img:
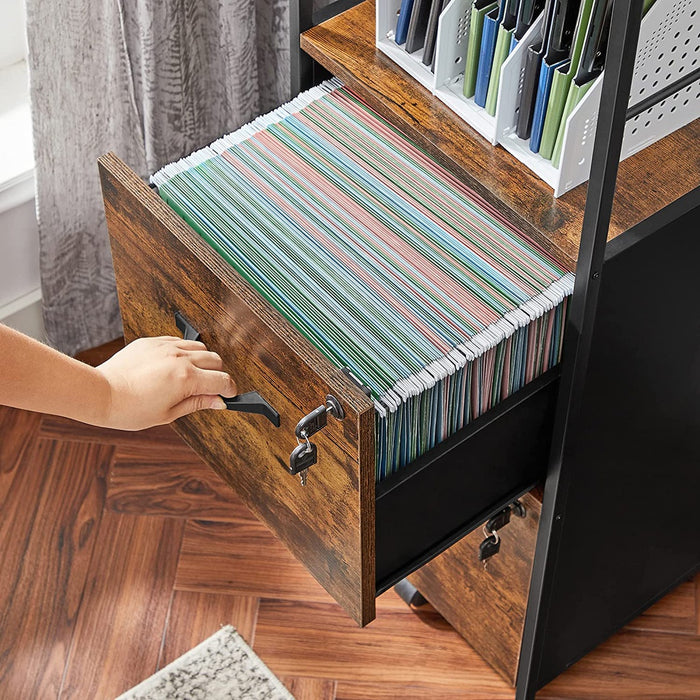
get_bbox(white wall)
[0,1,44,340]
[0,0,28,67]
[0,196,45,340]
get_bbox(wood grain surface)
[175,519,335,603]
[282,677,338,699]
[0,405,42,507]
[1,404,698,699]
[0,439,111,699]
[253,597,513,693]
[158,591,260,667]
[626,579,699,636]
[107,442,251,521]
[300,1,700,272]
[335,680,513,698]
[59,512,184,699]
[39,414,180,447]
[538,629,700,699]
[99,153,376,626]
[409,491,541,685]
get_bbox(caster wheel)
[394,578,428,607]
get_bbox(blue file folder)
[395,0,415,45]
[529,57,566,152]
[474,7,501,106]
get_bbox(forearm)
[0,324,110,425]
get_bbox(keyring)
[296,430,313,454]
[483,523,499,545]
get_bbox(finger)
[147,335,190,343]
[145,336,208,351]
[189,368,238,398]
[168,394,226,421]
[184,350,224,371]
[172,339,208,351]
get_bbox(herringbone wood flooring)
[0,341,698,699]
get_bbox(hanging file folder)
[153,81,573,480]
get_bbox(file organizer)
[498,0,700,194]
[376,0,699,194]
[376,0,543,143]
[433,0,545,143]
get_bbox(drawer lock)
[288,396,345,482]
[478,500,527,570]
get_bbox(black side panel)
[536,191,700,687]
[375,370,558,591]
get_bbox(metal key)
[289,441,318,476]
[479,533,501,570]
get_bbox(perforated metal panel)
[626,0,700,153]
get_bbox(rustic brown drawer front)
[99,154,376,626]
[408,491,541,685]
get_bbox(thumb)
[168,394,226,421]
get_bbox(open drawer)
[99,153,557,626]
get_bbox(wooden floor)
[1,343,699,699]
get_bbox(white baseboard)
[0,287,46,342]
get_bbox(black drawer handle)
[175,311,280,427]
[221,392,280,427]
[175,310,202,341]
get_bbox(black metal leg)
[515,0,646,697]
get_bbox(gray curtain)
[25,0,290,355]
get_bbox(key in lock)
[289,440,318,475]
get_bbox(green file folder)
[484,24,514,115]
[463,0,498,99]
[551,79,594,166]
[539,0,595,159]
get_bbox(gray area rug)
[116,626,294,700]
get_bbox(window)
[0,0,28,69]
[0,0,34,203]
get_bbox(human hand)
[95,336,237,430]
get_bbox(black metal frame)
[516,0,646,694]
[516,0,700,695]
[290,0,700,696]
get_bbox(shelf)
[300,0,700,270]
